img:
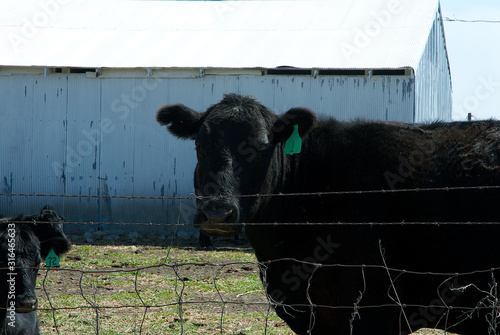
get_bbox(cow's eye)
[258,143,272,153]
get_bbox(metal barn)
[0,0,451,234]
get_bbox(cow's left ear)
[271,107,317,144]
[34,222,71,259]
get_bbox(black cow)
[156,93,500,335]
[0,207,71,335]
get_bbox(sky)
[193,0,500,121]
[440,0,500,120]
[2,0,498,121]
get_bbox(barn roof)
[0,0,446,71]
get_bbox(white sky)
[440,0,500,120]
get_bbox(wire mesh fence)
[18,257,500,334]
[2,188,500,334]
[36,260,279,334]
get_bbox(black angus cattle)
[0,207,71,335]
[156,93,500,335]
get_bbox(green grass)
[36,242,295,334]
[35,241,453,334]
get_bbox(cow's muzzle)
[194,201,242,236]
[15,295,38,313]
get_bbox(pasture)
[35,235,453,335]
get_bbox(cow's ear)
[271,107,317,144]
[34,222,71,258]
[156,104,202,139]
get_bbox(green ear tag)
[46,248,60,267]
[284,124,302,155]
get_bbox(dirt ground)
[36,236,296,334]
[35,235,456,334]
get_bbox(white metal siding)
[1,71,416,233]
[0,0,452,235]
[414,5,452,122]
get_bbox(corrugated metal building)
[0,0,452,234]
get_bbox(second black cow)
[157,94,500,335]
[0,207,71,335]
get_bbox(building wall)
[414,6,453,123]
[0,70,417,233]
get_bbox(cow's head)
[0,207,71,315]
[157,94,316,236]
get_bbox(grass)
[36,240,294,334]
[35,238,455,334]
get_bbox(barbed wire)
[3,184,500,202]
[4,219,500,227]
[3,185,500,227]
[445,17,500,23]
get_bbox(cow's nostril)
[16,296,38,312]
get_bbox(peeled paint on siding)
[0,0,452,233]
[0,71,430,234]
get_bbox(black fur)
[0,207,70,335]
[157,94,500,334]
[156,104,202,139]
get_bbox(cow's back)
[245,118,500,335]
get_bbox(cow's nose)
[203,206,234,223]
[16,295,38,313]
